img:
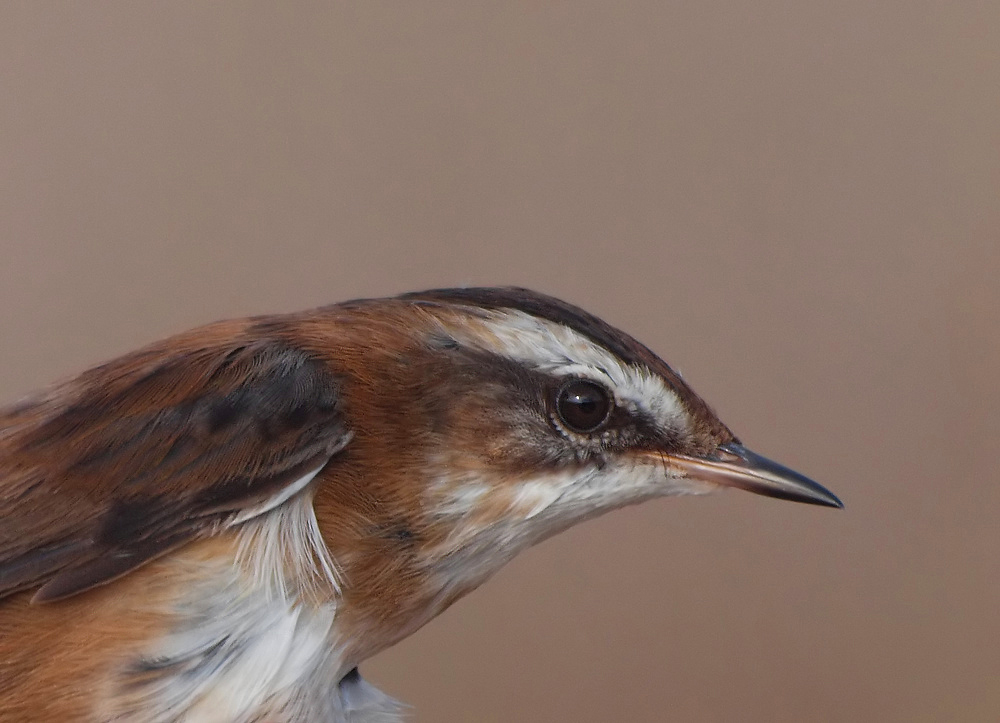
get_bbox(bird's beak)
[667,442,843,508]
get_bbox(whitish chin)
[423,457,717,574]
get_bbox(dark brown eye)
[555,379,612,433]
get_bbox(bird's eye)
[555,379,612,433]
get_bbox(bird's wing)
[0,330,348,602]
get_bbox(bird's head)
[300,287,841,605]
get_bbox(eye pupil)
[556,380,612,433]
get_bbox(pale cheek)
[421,457,725,590]
[507,478,573,519]
[432,480,493,517]
[502,460,722,525]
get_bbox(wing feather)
[0,327,348,602]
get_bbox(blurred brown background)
[1,2,997,721]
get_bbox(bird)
[0,286,841,722]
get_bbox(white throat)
[425,455,716,602]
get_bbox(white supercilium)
[450,308,691,439]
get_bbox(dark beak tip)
[805,490,845,510]
[715,442,844,511]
